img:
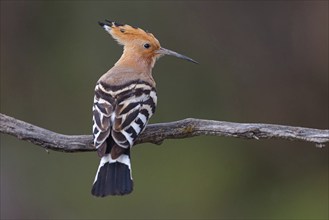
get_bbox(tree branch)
[0,113,328,152]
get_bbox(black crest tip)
[104,19,124,27]
[98,21,105,27]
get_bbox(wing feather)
[112,84,157,149]
[93,81,157,156]
[92,84,114,156]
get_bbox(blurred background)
[1,1,328,219]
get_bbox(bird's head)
[98,20,197,67]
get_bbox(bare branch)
[0,113,328,152]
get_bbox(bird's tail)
[91,153,133,197]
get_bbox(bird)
[91,20,197,197]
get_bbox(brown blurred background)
[1,1,328,219]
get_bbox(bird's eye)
[143,43,151,49]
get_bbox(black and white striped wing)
[92,85,114,156]
[111,83,157,149]
[92,81,157,155]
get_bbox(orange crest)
[99,20,161,51]
[99,20,198,65]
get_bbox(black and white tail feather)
[91,80,157,197]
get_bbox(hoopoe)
[91,20,197,197]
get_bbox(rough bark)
[0,113,328,152]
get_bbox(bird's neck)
[115,49,156,73]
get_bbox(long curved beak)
[156,47,198,64]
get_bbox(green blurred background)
[1,1,328,219]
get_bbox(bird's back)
[92,64,157,197]
[98,65,156,88]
